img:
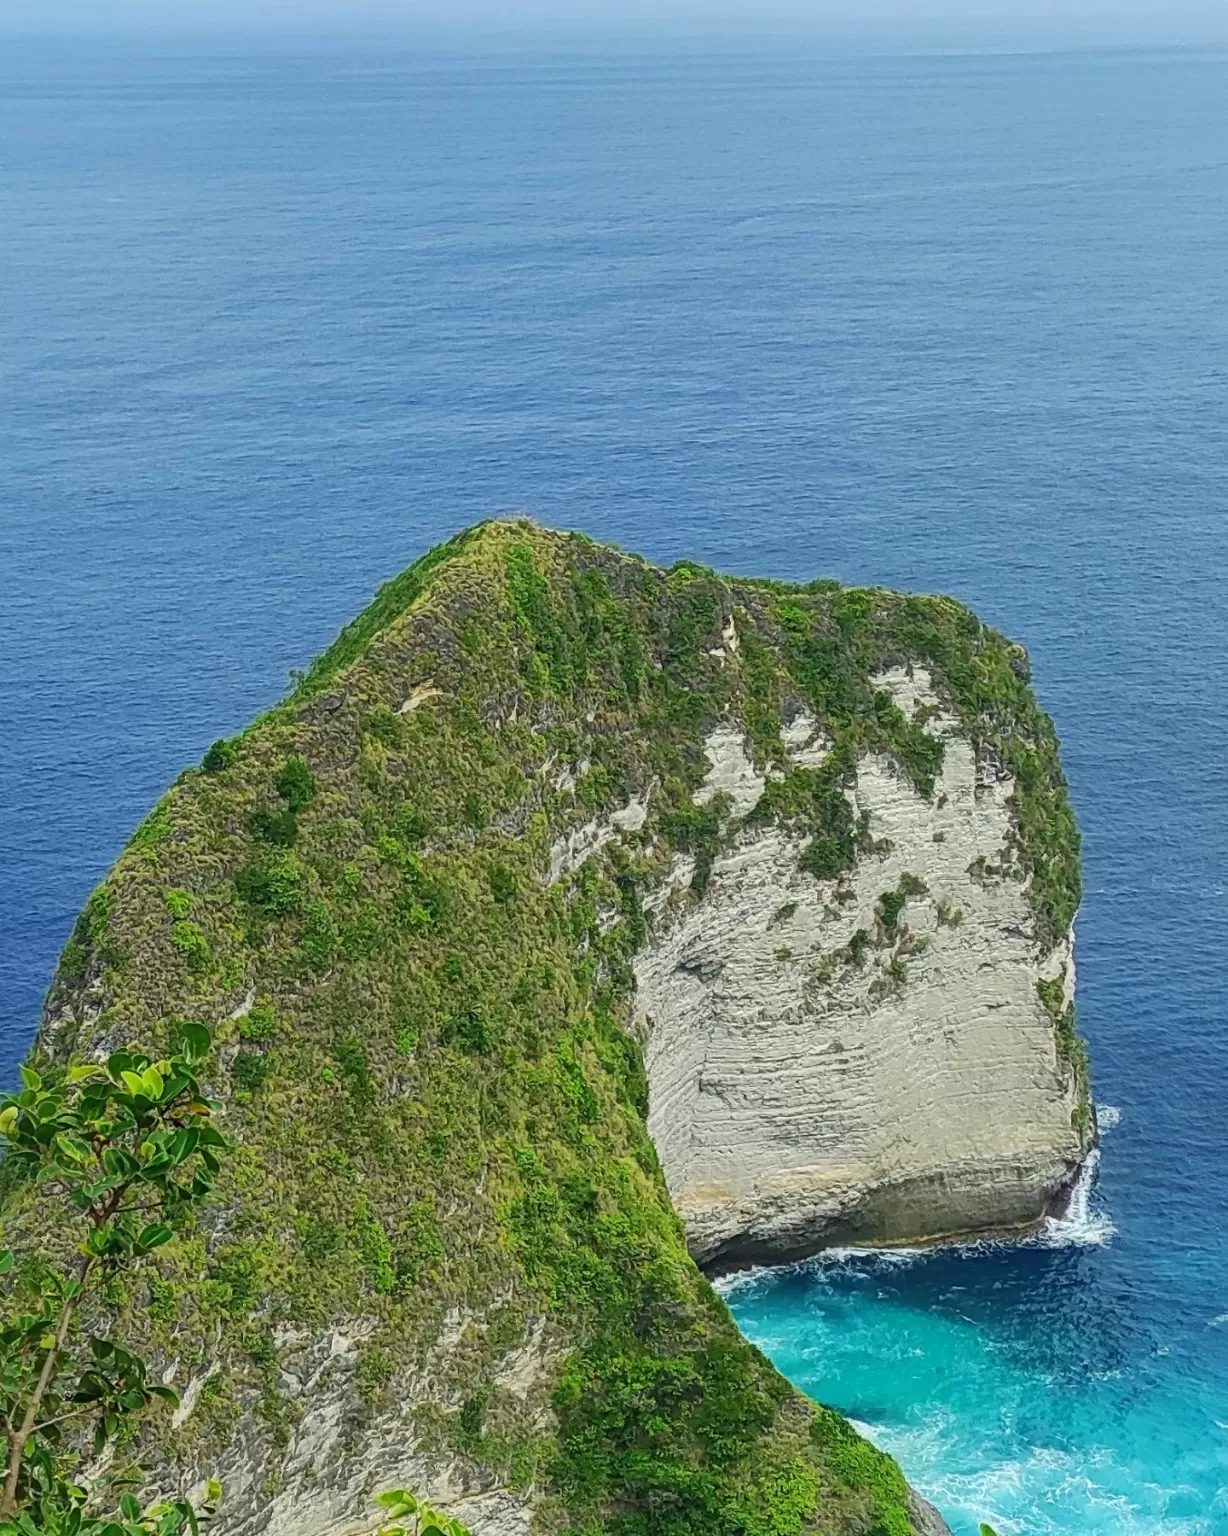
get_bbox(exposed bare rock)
[637,681,1086,1269]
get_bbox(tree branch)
[0,1253,95,1518]
[32,1403,96,1436]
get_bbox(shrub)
[203,738,237,773]
[132,807,174,852]
[171,919,212,973]
[238,1000,277,1042]
[395,804,432,842]
[490,865,517,903]
[250,806,299,846]
[235,855,304,916]
[233,1050,272,1094]
[356,1346,395,1400]
[275,755,316,812]
[446,1005,495,1055]
[300,898,339,968]
[878,889,908,933]
[800,834,852,881]
[659,803,724,895]
[333,1036,375,1101]
[353,1197,395,1294]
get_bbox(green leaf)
[102,1146,138,1178]
[159,1073,193,1107]
[119,1072,147,1098]
[0,1251,13,1276]
[374,1492,418,1516]
[54,1133,94,1165]
[65,1064,105,1085]
[168,1127,200,1165]
[120,1496,141,1521]
[136,1224,174,1253]
[177,1021,212,1060]
[19,1067,41,1093]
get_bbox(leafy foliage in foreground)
[374,1488,471,1536]
[0,1026,226,1533]
[14,521,1084,1536]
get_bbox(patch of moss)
[1036,975,1092,1138]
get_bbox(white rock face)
[692,724,767,817]
[206,1317,554,1536]
[780,709,832,768]
[547,792,650,881]
[635,674,1084,1267]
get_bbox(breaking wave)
[1036,1145,1115,1248]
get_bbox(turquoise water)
[726,1134,1228,1534]
[4,40,1228,1532]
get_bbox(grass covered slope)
[21,521,1083,1536]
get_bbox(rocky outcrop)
[637,668,1086,1269]
[909,1493,955,1536]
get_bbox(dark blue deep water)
[4,39,1228,1533]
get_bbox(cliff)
[638,681,1085,1269]
[11,521,1090,1536]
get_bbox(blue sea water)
[3,37,1228,1534]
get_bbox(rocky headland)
[11,521,1091,1536]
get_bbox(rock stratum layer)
[11,522,1091,1536]
[639,682,1084,1268]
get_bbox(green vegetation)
[13,521,1085,1536]
[202,740,237,775]
[375,1489,471,1536]
[1036,975,1092,1134]
[877,889,908,935]
[809,1409,914,1536]
[0,1024,225,1534]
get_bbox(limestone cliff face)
[637,669,1084,1268]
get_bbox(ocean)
[3,37,1227,1534]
